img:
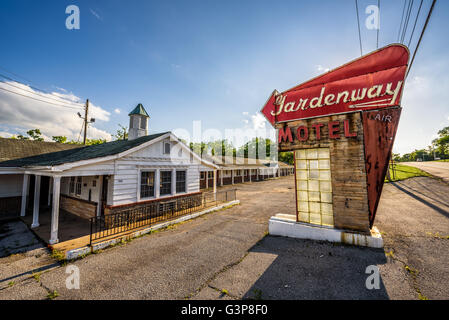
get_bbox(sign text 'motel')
[261,44,410,230]
[279,119,357,143]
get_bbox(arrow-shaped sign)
[261,44,410,126]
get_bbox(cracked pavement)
[0,175,448,300]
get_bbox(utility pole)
[83,99,89,145]
[77,99,95,145]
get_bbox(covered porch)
[19,173,109,246]
[22,207,90,244]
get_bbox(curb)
[65,200,240,260]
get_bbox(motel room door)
[100,175,109,215]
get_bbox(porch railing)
[89,189,237,246]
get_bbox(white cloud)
[242,111,249,116]
[114,108,121,114]
[316,65,330,73]
[0,81,112,141]
[251,113,267,131]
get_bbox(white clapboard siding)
[54,138,212,207]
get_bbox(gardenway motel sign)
[261,44,409,125]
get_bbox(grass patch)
[31,271,42,282]
[8,281,15,287]
[418,293,429,300]
[386,164,430,182]
[47,290,59,300]
[50,249,67,265]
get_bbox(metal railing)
[89,189,237,245]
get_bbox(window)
[75,177,82,196]
[69,177,75,194]
[295,148,333,227]
[207,171,213,179]
[140,171,155,198]
[140,116,146,129]
[176,171,186,193]
[236,170,241,176]
[163,142,171,154]
[160,171,172,195]
[200,172,205,180]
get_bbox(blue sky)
[0,0,448,154]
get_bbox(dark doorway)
[26,175,35,212]
[40,176,50,207]
[101,175,109,216]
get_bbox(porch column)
[20,174,29,217]
[231,170,234,185]
[213,170,217,195]
[155,170,160,198]
[257,169,259,181]
[171,169,176,195]
[31,175,41,228]
[206,172,209,189]
[249,170,252,183]
[220,170,223,186]
[47,177,53,206]
[49,176,61,244]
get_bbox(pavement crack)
[184,251,250,299]
[384,249,428,300]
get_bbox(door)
[100,175,109,216]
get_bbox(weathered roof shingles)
[0,137,80,163]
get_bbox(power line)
[0,66,36,85]
[397,0,408,42]
[407,0,437,78]
[407,0,424,47]
[0,86,84,110]
[355,0,363,56]
[401,0,414,44]
[77,121,84,142]
[0,74,84,108]
[0,65,85,106]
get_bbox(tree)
[15,134,29,140]
[114,124,128,141]
[11,129,43,141]
[392,153,401,162]
[26,129,44,141]
[68,138,107,145]
[432,126,449,158]
[279,152,294,165]
[52,136,68,144]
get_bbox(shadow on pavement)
[391,182,449,218]
[242,236,389,300]
[0,220,44,258]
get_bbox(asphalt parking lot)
[0,175,448,300]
